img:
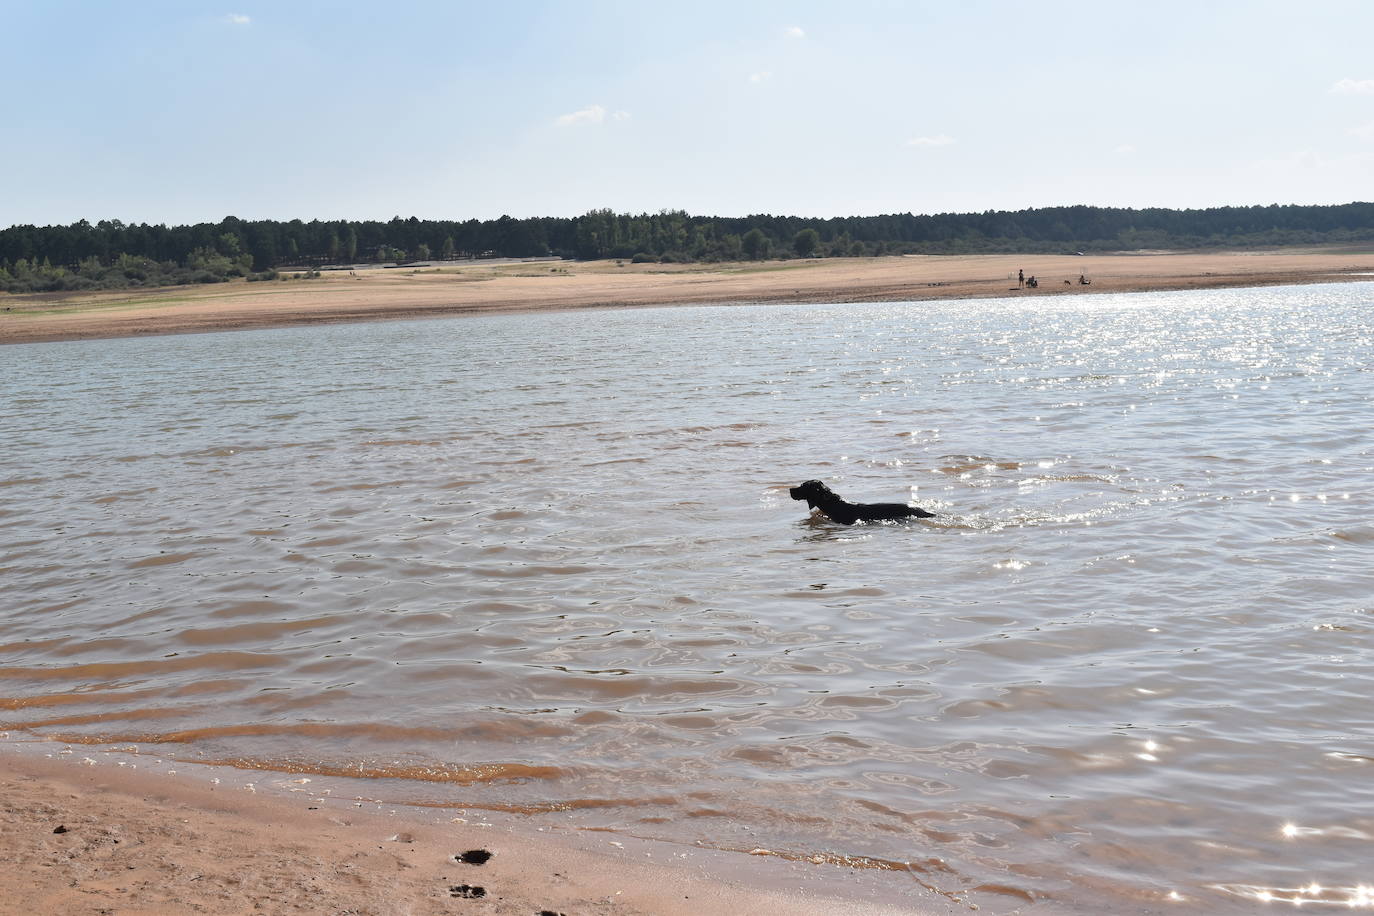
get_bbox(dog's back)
[856,501,929,521]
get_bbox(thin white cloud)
[1114,143,1136,155]
[1330,77,1374,95]
[556,105,606,127]
[749,71,773,84]
[224,13,251,25]
[1349,122,1374,140]
[906,134,955,148]
[554,105,629,127]
[784,25,805,39]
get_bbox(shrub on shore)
[0,248,251,293]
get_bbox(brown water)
[4,285,1374,912]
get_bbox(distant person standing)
[1018,268,1025,288]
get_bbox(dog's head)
[789,479,834,507]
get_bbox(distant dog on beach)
[789,480,935,525]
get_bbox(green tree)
[217,232,243,258]
[793,228,821,257]
[742,228,770,260]
[441,236,455,260]
[716,233,744,261]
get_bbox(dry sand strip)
[0,746,958,916]
[3,249,1374,346]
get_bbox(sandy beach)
[4,248,1374,346]
[1,744,949,916]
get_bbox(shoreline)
[4,249,1374,346]
[0,740,954,915]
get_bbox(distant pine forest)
[3,202,1374,293]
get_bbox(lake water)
[4,283,1374,912]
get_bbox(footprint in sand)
[448,885,486,899]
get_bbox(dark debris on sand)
[448,884,486,899]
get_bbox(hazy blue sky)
[4,0,1373,226]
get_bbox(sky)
[4,0,1374,227]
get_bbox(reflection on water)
[4,283,1374,912]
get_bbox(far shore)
[4,248,1374,346]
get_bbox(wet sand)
[1,745,947,915]
[4,249,1374,346]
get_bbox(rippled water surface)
[5,284,1374,911]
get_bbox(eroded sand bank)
[4,249,1374,346]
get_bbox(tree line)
[3,202,1373,293]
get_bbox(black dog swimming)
[789,479,935,525]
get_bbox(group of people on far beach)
[1018,268,1090,289]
